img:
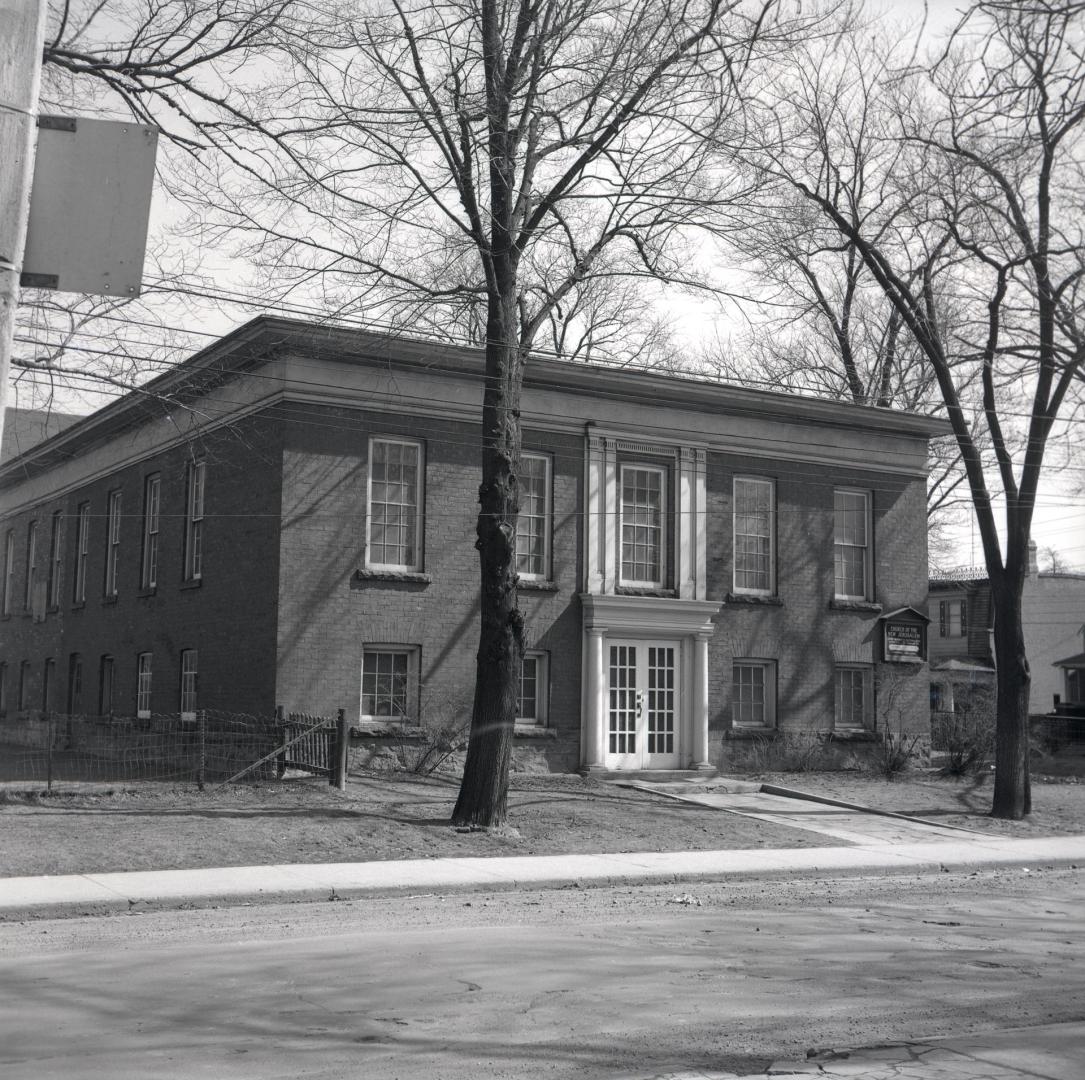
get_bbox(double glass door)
[606,639,680,769]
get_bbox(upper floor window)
[137,652,153,718]
[180,649,198,721]
[517,651,550,727]
[619,464,665,588]
[141,474,161,590]
[24,521,38,611]
[516,453,552,581]
[939,599,966,638]
[73,502,90,604]
[104,491,122,597]
[2,529,14,616]
[184,462,205,581]
[366,438,423,572]
[48,511,63,609]
[834,664,873,731]
[733,477,775,595]
[833,489,871,600]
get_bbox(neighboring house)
[929,544,1085,719]
[0,318,945,774]
[1,408,82,463]
[1051,625,1085,719]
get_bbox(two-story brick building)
[0,318,946,773]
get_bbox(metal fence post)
[196,710,207,791]
[332,708,349,790]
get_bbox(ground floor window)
[517,651,549,727]
[732,660,777,728]
[834,665,873,731]
[180,649,198,722]
[361,646,419,722]
[137,653,153,718]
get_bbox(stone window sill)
[180,578,203,591]
[514,724,557,738]
[616,586,676,598]
[830,599,882,614]
[354,569,432,586]
[519,579,559,592]
[725,593,783,607]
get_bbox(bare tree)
[746,1,1085,818]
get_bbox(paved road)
[1,867,1081,1080]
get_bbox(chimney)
[1027,537,1039,577]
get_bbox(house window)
[939,599,966,638]
[367,438,423,572]
[733,477,775,594]
[18,661,31,711]
[24,520,38,611]
[834,489,871,600]
[517,651,550,726]
[620,464,665,587]
[42,658,55,713]
[361,646,418,721]
[180,649,198,720]
[67,653,84,714]
[732,660,777,728]
[834,665,873,731]
[73,502,89,604]
[99,655,115,716]
[141,474,161,590]
[137,652,153,718]
[0,662,6,716]
[48,511,63,608]
[2,529,13,616]
[184,462,205,581]
[104,491,122,597]
[516,453,551,580]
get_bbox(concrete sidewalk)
[1,832,1082,919]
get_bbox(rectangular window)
[141,474,161,590]
[19,661,31,711]
[180,649,198,720]
[48,511,63,608]
[0,662,6,716]
[137,652,153,718]
[361,646,418,721]
[73,502,89,604]
[184,461,205,581]
[41,658,55,713]
[515,453,552,580]
[104,491,122,597]
[517,651,550,726]
[99,655,115,716]
[620,464,665,587]
[733,478,775,594]
[366,439,423,572]
[732,660,777,728]
[2,529,13,616]
[67,653,84,714]
[24,520,38,611]
[834,490,871,600]
[939,599,966,638]
[834,665,873,731]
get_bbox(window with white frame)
[939,598,966,637]
[733,477,775,594]
[833,490,871,600]
[367,438,423,572]
[184,462,205,581]
[2,529,14,616]
[620,464,665,587]
[361,646,418,722]
[73,503,89,604]
[515,453,551,580]
[48,512,63,609]
[137,652,153,718]
[104,491,122,597]
[42,658,54,713]
[24,520,37,611]
[180,649,198,721]
[732,660,777,728]
[517,651,549,726]
[834,665,873,730]
[141,474,161,590]
[99,655,115,716]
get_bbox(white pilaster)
[581,626,607,772]
[691,631,713,770]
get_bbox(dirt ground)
[1,764,1082,878]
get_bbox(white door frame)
[604,638,681,770]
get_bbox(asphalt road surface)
[0,866,1082,1080]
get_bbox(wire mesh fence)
[0,709,290,788]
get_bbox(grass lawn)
[1,765,1082,878]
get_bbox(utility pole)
[0,0,48,455]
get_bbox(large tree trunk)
[451,283,525,828]
[989,562,1032,821]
